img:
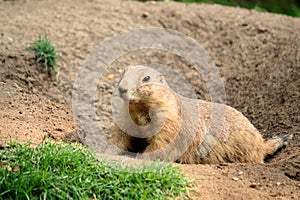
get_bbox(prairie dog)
[108,65,292,164]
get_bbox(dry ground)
[0,0,299,199]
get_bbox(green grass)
[149,0,300,17]
[29,36,58,73]
[0,142,191,200]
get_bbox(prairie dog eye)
[142,76,150,83]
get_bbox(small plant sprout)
[30,36,58,73]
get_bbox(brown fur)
[107,65,292,164]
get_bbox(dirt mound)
[0,0,299,199]
[0,81,74,145]
[0,52,68,103]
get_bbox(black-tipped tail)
[264,134,293,157]
[280,134,293,145]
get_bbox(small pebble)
[12,166,20,172]
[7,37,13,42]
[107,74,114,81]
[250,183,257,188]
[276,182,281,186]
[142,12,149,18]
[146,1,156,5]
[232,177,238,181]
[238,171,244,176]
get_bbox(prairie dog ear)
[159,74,168,85]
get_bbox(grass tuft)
[30,36,58,73]
[147,0,300,17]
[0,142,191,200]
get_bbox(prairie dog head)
[115,65,171,138]
[118,65,169,101]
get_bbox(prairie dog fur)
[108,65,292,164]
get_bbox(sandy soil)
[0,0,299,199]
